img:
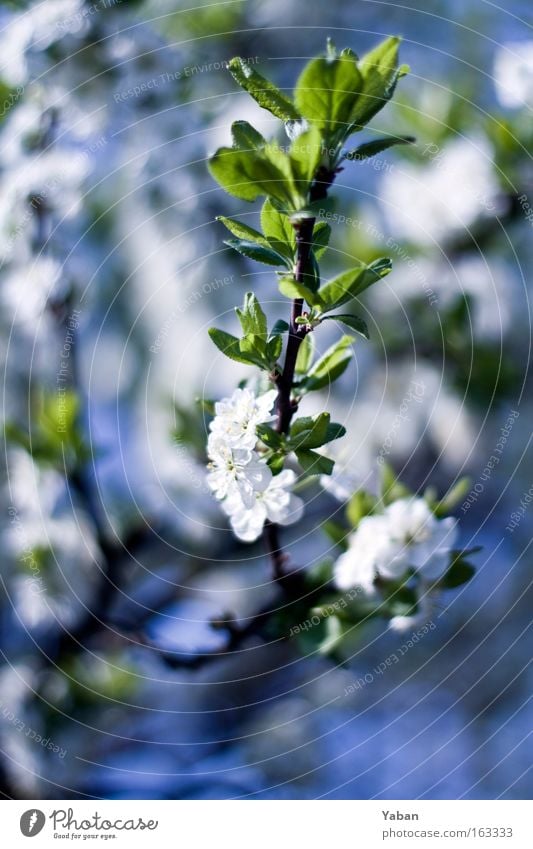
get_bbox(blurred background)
[0,0,531,800]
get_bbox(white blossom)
[3,256,65,323]
[334,497,458,594]
[209,387,277,449]
[222,469,304,542]
[380,136,499,244]
[494,41,533,109]
[206,436,271,508]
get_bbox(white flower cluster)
[207,387,304,542]
[334,497,458,631]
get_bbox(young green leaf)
[288,125,324,190]
[300,335,354,392]
[348,36,409,130]
[256,424,283,449]
[296,448,335,476]
[225,238,288,266]
[278,276,321,306]
[266,333,283,364]
[260,199,296,260]
[434,477,472,517]
[313,221,331,259]
[294,47,363,136]
[289,412,330,449]
[230,119,266,150]
[295,332,314,374]
[346,490,376,528]
[320,313,369,339]
[318,258,392,310]
[380,461,412,505]
[217,215,270,247]
[208,328,257,365]
[235,292,268,337]
[208,146,294,206]
[270,318,290,337]
[228,57,301,121]
[345,134,415,161]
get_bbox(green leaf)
[313,221,331,259]
[380,461,412,505]
[296,448,335,476]
[440,557,476,589]
[322,519,349,550]
[267,333,283,364]
[289,413,330,449]
[235,292,268,337]
[434,477,471,517]
[261,198,296,260]
[294,47,363,136]
[321,313,369,339]
[270,319,290,336]
[278,276,320,306]
[295,332,313,374]
[208,328,256,365]
[217,215,270,247]
[324,422,346,442]
[349,36,409,130]
[208,145,294,206]
[225,238,287,266]
[318,258,392,310]
[267,452,286,474]
[346,490,376,528]
[256,424,283,449]
[345,134,415,161]
[288,125,324,189]
[230,120,266,150]
[300,335,354,391]
[228,57,301,120]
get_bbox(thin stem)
[264,167,338,582]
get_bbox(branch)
[264,169,338,581]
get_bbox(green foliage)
[318,258,392,311]
[345,134,415,161]
[5,390,89,470]
[346,489,377,528]
[298,335,354,392]
[294,44,363,137]
[439,554,477,589]
[210,37,408,208]
[209,292,285,371]
[228,57,300,121]
[320,313,369,339]
[288,412,345,450]
[295,448,335,476]
[235,292,267,337]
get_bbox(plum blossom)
[334,497,458,593]
[494,41,533,109]
[206,386,304,541]
[209,387,277,449]
[222,469,304,542]
[380,136,499,244]
[206,437,271,508]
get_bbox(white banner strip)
[2,800,530,847]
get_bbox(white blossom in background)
[0,0,85,87]
[494,41,533,109]
[206,386,304,542]
[380,136,499,244]
[222,469,304,542]
[3,256,65,324]
[334,497,458,594]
